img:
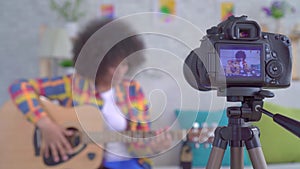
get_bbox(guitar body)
[0,99,104,169]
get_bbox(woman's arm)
[8,75,72,123]
[126,81,172,157]
[8,75,73,162]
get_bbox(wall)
[1,0,300,166]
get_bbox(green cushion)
[254,102,300,164]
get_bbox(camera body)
[184,15,292,91]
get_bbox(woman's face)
[109,60,129,86]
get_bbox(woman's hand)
[126,128,173,157]
[36,116,73,162]
[149,128,173,154]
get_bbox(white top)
[101,88,131,162]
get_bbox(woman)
[9,18,171,169]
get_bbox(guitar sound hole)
[66,127,81,148]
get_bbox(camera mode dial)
[266,60,283,78]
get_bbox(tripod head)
[218,87,300,138]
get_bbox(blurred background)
[1,0,300,167]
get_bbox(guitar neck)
[36,99,215,145]
[81,130,189,144]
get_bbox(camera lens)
[266,60,283,78]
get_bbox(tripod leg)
[230,147,244,169]
[206,127,227,169]
[245,127,267,169]
[248,147,267,169]
[206,147,225,169]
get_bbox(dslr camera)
[184,15,292,92]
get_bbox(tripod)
[206,88,300,169]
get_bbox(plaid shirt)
[9,74,152,168]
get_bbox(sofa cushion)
[254,102,300,163]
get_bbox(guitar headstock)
[187,122,217,146]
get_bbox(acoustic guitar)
[0,98,214,169]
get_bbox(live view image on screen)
[219,45,262,78]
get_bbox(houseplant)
[50,0,85,38]
[59,59,74,74]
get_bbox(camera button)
[267,60,283,78]
[271,52,277,58]
[265,46,271,53]
[270,80,277,84]
[281,36,288,42]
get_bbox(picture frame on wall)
[220,0,234,21]
[97,0,115,19]
[153,0,178,23]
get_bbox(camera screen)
[218,44,262,78]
